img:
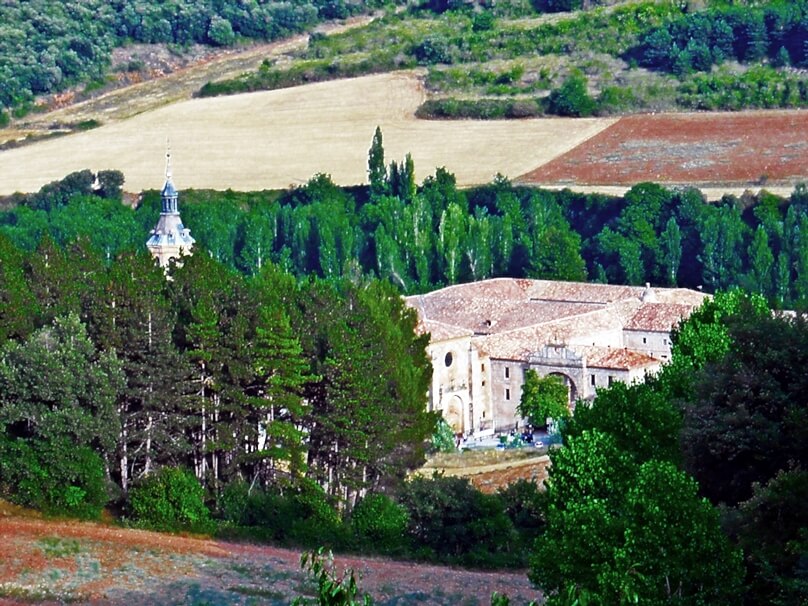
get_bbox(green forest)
[0,135,806,601]
[0,0,400,120]
[4,132,808,307]
[3,0,808,123]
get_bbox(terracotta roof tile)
[625,303,696,332]
[405,278,707,362]
[583,347,661,370]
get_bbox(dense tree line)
[4,148,808,308]
[535,291,807,605]
[0,0,398,119]
[0,232,435,518]
[637,1,808,74]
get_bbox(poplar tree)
[368,126,388,199]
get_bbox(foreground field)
[519,110,808,195]
[0,72,614,195]
[0,512,540,605]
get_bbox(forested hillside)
[201,0,808,116]
[0,0,398,121]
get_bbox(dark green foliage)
[637,3,808,75]
[546,71,596,117]
[128,466,213,533]
[0,435,108,519]
[0,0,396,115]
[497,479,545,545]
[735,469,808,606]
[351,493,410,550]
[399,475,520,567]
[218,479,343,546]
[681,311,808,507]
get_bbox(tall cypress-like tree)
[368,126,388,200]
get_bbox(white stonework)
[146,152,194,267]
[407,279,708,436]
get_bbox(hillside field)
[519,110,808,193]
[0,72,614,196]
[0,509,539,605]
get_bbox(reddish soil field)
[519,110,808,187]
[0,514,541,605]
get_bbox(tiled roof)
[405,278,708,362]
[416,319,474,341]
[625,303,696,332]
[583,346,661,370]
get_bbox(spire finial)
[165,138,172,181]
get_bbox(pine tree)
[247,306,313,488]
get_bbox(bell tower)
[146,147,195,267]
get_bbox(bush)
[351,493,410,551]
[0,435,107,519]
[128,466,213,533]
[218,479,345,547]
[497,479,546,545]
[399,475,521,567]
[546,71,596,116]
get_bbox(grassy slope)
[201,0,807,115]
[0,507,540,604]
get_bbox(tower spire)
[165,138,172,182]
[147,146,195,268]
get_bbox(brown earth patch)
[518,110,808,189]
[0,513,541,605]
[418,450,551,494]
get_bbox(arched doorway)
[548,372,578,408]
[444,395,464,433]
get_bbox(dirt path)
[0,515,541,605]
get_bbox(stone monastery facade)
[405,278,708,436]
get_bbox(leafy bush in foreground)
[0,435,107,519]
[128,466,213,533]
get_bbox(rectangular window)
[505,388,511,401]
[608,376,614,386]
[642,337,647,344]
[481,363,485,372]
[591,374,596,386]
[504,367,510,379]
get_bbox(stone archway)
[548,372,578,408]
[444,395,464,433]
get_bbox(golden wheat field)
[0,72,615,195]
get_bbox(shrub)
[218,479,345,547]
[351,493,410,551]
[127,466,213,533]
[0,435,107,519]
[399,475,521,567]
[497,479,546,545]
[546,71,596,117]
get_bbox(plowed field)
[519,110,808,190]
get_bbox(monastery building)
[405,278,708,436]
